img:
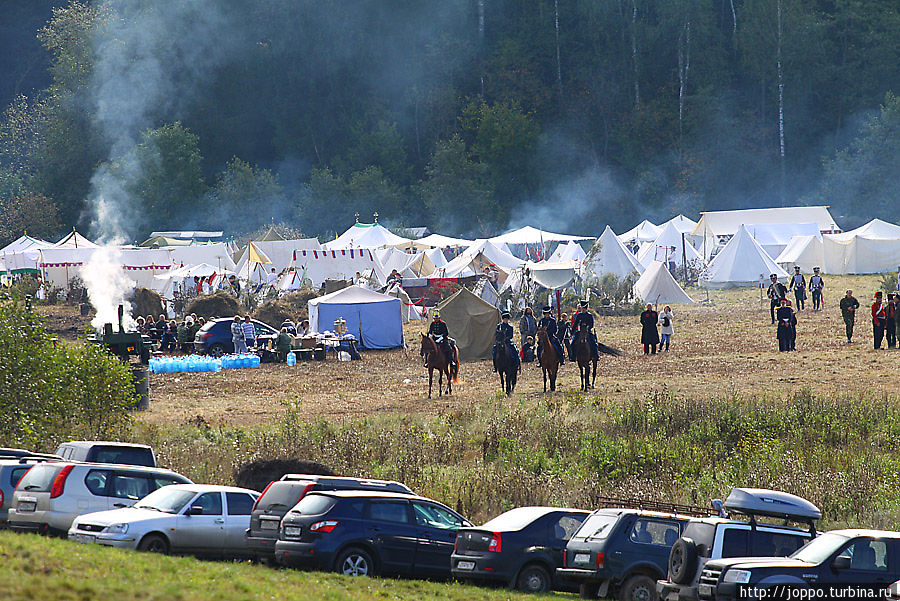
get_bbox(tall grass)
[138,389,900,528]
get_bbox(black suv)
[558,498,717,600]
[275,490,471,578]
[246,474,413,562]
[658,488,820,601]
[699,529,900,600]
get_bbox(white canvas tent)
[281,248,388,289]
[743,222,821,260]
[0,235,54,274]
[660,214,698,234]
[775,235,825,273]
[308,286,403,349]
[488,225,593,246]
[387,233,474,250]
[583,226,644,281]
[234,239,321,282]
[549,240,586,263]
[152,263,234,297]
[323,222,411,249]
[375,248,437,278]
[634,261,695,304]
[39,247,172,289]
[53,230,98,249]
[822,219,900,274]
[168,243,237,273]
[701,225,787,288]
[436,239,524,279]
[425,247,447,270]
[618,220,662,244]
[386,285,425,322]
[637,222,704,268]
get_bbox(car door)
[832,537,894,593]
[365,499,418,575]
[172,492,226,555]
[83,469,113,511]
[107,472,154,509]
[611,516,680,576]
[223,492,257,555]
[411,501,465,577]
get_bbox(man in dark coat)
[887,293,897,349]
[537,306,565,364]
[872,291,887,350]
[428,310,455,366]
[519,306,537,346]
[839,289,859,343]
[767,274,788,324]
[640,304,660,355]
[776,299,794,351]
[571,300,599,360]
[492,311,520,372]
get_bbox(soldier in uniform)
[775,299,794,352]
[427,310,456,368]
[571,300,599,360]
[492,311,520,371]
[557,312,572,358]
[808,267,825,311]
[767,274,788,324]
[537,306,565,364]
[789,266,806,311]
[839,289,859,343]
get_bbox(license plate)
[260,519,279,530]
[456,561,475,571]
[698,584,713,598]
[73,534,96,544]
[17,501,36,512]
[574,553,590,564]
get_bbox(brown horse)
[536,328,562,392]
[573,328,597,391]
[420,334,458,398]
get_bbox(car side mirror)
[832,555,851,571]
[187,505,204,516]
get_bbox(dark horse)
[536,328,561,392]
[420,334,458,398]
[492,340,518,396]
[573,328,622,391]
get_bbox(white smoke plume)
[81,245,137,333]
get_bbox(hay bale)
[129,287,163,318]
[185,290,245,319]
[253,290,318,326]
[233,458,336,491]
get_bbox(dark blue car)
[193,318,278,356]
[275,490,471,578]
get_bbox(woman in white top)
[658,305,674,352]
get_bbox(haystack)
[129,287,163,318]
[253,290,318,326]
[185,290,245,318]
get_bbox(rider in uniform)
[571,300,599,360]
[427,310,456,368]
[537,306,565,364]
[492,311,520,371]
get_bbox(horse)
[573,328,623,391]
[420,334,457,398]
[492,340,518,396]
[536,328,562,392]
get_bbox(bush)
[185,290,245,319]
[0,297,135,449]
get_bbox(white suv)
[8,462,192,536]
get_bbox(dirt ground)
[39,274,900,427]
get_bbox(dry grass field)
[129,274,898,427]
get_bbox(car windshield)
[574,513,619,540]
[135,488,197,513]
[792,532,850,563]
[481,507,548,531]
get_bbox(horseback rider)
[571,300,599,360]
[427,310,456,368]
[493,311,520,372]
[537,306,565,364]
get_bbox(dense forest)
[1,0,899,245]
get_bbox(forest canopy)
[1,0,899,245]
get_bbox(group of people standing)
[768,268,824,352]
[639,304,676,355]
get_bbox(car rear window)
[574,513,619,540]
[9,467,30,488]
[258,482,310,511]
[88,446,155,467]
[683,521,716,551]
[15,464,61,493]
[291,494,336,516]
[481,507,548,532]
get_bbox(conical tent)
[661,214,698,234]
[256,226,285,241]
[324,222,411,249]
[583,226,644,282]
[435,288,500,360]
[637,221,704,268]
[633,261,695,304]
[618,220,662,243]
[701,224,787,288]
[54,229,98,248]
[776,235,825,273]
[549,240,586,262]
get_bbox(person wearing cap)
[427,310,455,367]
[571,300,599,360]
[493,311,520,372]
[537,306,565,365]
[872,291,887,350]
[789,266,806,311]
[887,293,897,349]
[776,298,794,352]
[767,275,788,324]
[640,303,660,355]
[839,289,859,343]
[808,267,824,311]
[519,306,537,347]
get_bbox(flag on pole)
[248,241,272,264]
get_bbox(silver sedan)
[68,484,259,558]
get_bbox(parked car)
[68,484,259,558]
[247,474,414,563]
[55,441,156,467]
[698,529,900,600]
[8,462,192,535]
[0,448,62,461]
[558,498,717,601]
[193,317,278,357]
[275,490,471,578]
[657,488,820,601]
[0,458,53,527]
[452,506,590,593]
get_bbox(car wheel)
[208,343,227,358]
[619,575,657,601]
[516,564,551,594]
[580,582,601,599]
[335,547,375,577]
[137,534,169,554]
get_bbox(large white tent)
[634,261,695,304]
[0,235,54,274]
[168,243,237,273]
[39,247,172,289]
[387,233,474,250]
[775,235,825,273]
[637,221,704,268]
[281,248,388,289]
[308,286,403,349]
[375,248,437,278]
[54,230,98,249]
[436,239,524,279]
[323,222,411,249]
[822,219,900,274]
[618,220,662,244]
[152,263,234,297]
[549,240,586,263]
[744,222,821,260]
[234,238,321,282]
[701,225,787,288]
[583,226,644,281]
[661,214,698,234]
[488,225,594,246]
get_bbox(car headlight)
[105,523,129,535]
[282,525,302,539]
[722,569,752,584]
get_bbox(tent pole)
[681,233,688,286]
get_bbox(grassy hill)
[0,530,566,601]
